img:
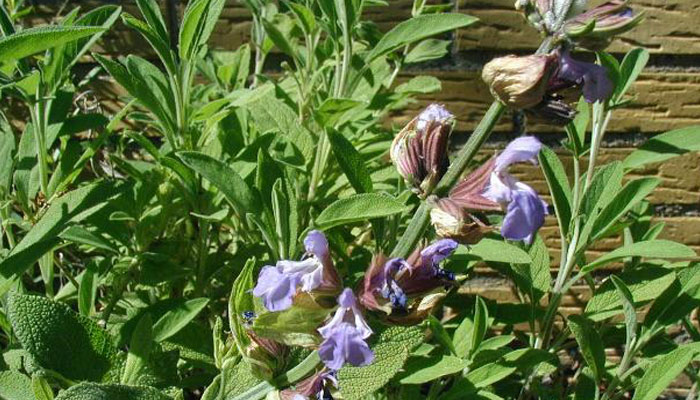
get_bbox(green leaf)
[315,193,409,230]
[54,382,170,400]
[0,115,16,194]
[367,13,477,62]
[582,240,696,274]
[395,75,442,94]
[252,305,330,347]
[589,177,660,242]
[445,348,554,398]
[6,292,119,382]
[179,0,226,60]
[427,315,456,355]
[0,26,104,65]
[94,54,176,135]
[400,355,467,384]
[178,151,260,216]
[59,225,119,254]
[0,182,121,295]
[152,298,209,342]
[623,126,700,170]
[453,239,531,264]
[327,129,372,194]
[122,314,153,385]
[404,39,450,64]
[121,13,176,75]
[78,268,96,316]
[338,326,423,400]
[202,360,262,400]
[632,342,700,400]
[135,0,169,44]
[229,258,256,355]
[244,86,314,163]
[610,276,637,346]
[526,235,551,302]
[0,370,33,400]
[566,100,589,155]
[574,368,597,400]
[567,315,606,382]
[43,6,122,92]
[539,146,572,236]
[471,297,489,358]
[32,375,54,400]
[585,266,675,320]
[453,315,474,359]
[615,48,649,102]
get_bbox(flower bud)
[564,1,644,51]
[391,104,454,197]
[245,331,289,381]
[482,54,556,109]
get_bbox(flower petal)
[253,266,299,312]
[495,136,542,171]
[557,51,614,103]
[501,185,547,243]
[420,239,458,267]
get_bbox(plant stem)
[30,101,50,198]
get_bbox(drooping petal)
[318,322,374,370]
[501,185,547,243]
[252,266,300,312]
[556,51,614,103]
[495,136,542,172]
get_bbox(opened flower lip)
[391,104,454,196]
[483,136,548,244]
[318,288,373,340]
[253,230,341,312]
[318,289,374,370]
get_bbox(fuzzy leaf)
[315,193,409,230]
[6,292,119,382]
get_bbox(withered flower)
[482,50,613,124]
[391,104,454,197]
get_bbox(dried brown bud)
[482,54,557,109]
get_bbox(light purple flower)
[253,230,340,312]
[394,238,459,297]
[483,137,548,244]
[318,289,374,370]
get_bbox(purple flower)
[318,289,374,370]
[253,230,341,312]
[551,50,614,104]
[483,137,548,244]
